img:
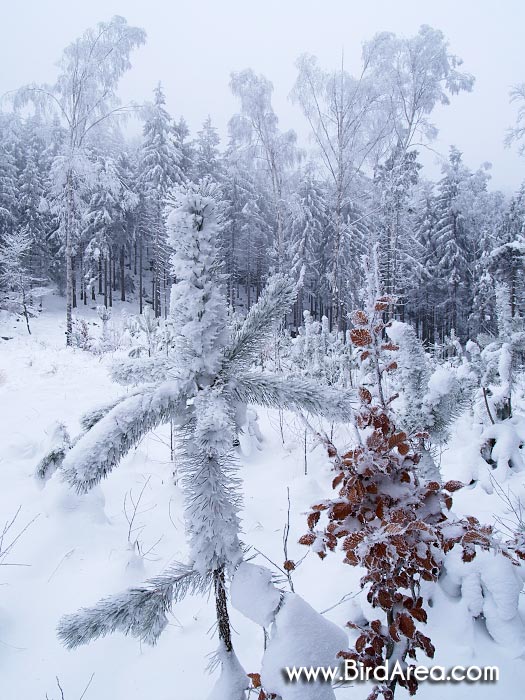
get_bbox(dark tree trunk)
[139,234,143,315]
[213,567,233,652]
[98,257,103,295]
[109,250,113,308]
[120,245,126,302]
[104,258,108,308]
[72,258,77,309]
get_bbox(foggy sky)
[1,0,524,192]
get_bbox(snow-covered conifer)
[52,179,354,697]
[0,227,41,333]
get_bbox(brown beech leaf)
[332,502,353,520]
[351,328,372,347]
[355,634,367,652]
[299,533,316,546]
[388,432,407,449]
[307,511,321,529]
[443,480,465,492]
[345,550,359,565]
[398,613,416,639]
[371,619,382,634]
[352,310,369,325]
[397,442,410,456]
[389,623,400,642]
[377,590,393,609]
[410,607,427,623]
[359,386,373,404]
[332,472,345,489]
[248,673,262,689]
[462,549,476,562]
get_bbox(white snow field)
[1,297,525,700]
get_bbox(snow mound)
[231,562,281,627]
[261,593,348,700]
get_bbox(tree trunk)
[139,234,143,315]
[109,250,113,308]
[104,258,108,308]
[65,170,74,346]
[213,567,233,652]
[120,245,126,302]
[72,258,77,309]
[98,257,103,295]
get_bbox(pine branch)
[110,357,169,387]
[57,563,208,648]
[79,394,141,432]
[230,371,355,422]
[35,423,71,481]
[62,381,190,493]
[223,274,296,372]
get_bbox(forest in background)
[0,17,524,348]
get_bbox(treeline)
[0,17,524,345]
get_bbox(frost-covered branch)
[58,563,208,647]
[231,371,355,422]
[62,381,190,492]
[224,274,296,372]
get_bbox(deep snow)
[1,296,525,699]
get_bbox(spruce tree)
[138,83,182,317]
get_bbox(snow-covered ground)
[1,297,525,699]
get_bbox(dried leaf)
[248,673,262,689]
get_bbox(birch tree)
[14,15,146,344]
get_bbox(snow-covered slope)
[1,298,524,699]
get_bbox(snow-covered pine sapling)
[0,227,40,334]
[385,320,475,481]
[127,305,160,358]
[52,179,354,699]
[480,282,523,422]
[300,297,500,699]
[96,305,112,353]
[70,318,93,351]
[478,282,525,479]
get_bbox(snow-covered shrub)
[126,305,161,358]
[231,562,347,700]
[289,310,354,388]
[476,282,525,479]
[441,546,525,650]
[95,304,112,352]
[478,282,524,422]
[385,319,475,480]
[70,318,93,351]
[480,418,525,480]
[300,292,508,698]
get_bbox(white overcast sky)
[1,0,524,191]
